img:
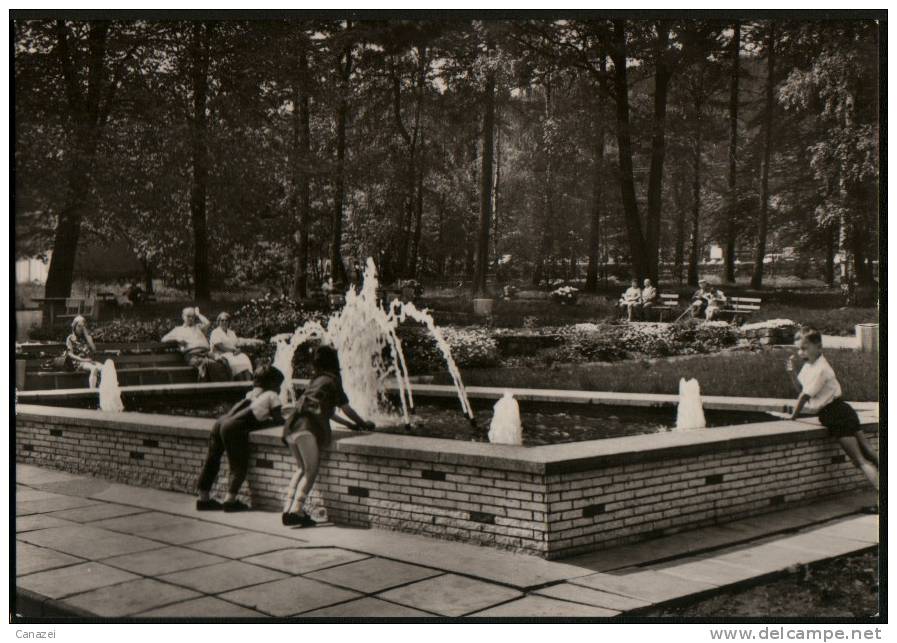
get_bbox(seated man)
[162,307,229,382]
[704,285,727,320]
[691,279,726,320]
[619,279,642,321]
[640,279,659,315]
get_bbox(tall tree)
[723,21,741,284]
[585,56,607,292]
[290,40,312,299]
[189,21,212,301]
[645,22,673,282]
[330,22,353,286]
[473,66,496,296]
[42,21,118,302]
[751,22,777,289]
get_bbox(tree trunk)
[190,22,212,302]
[824,224,836,287]
[687,128,702,286]
[474,70,496,297]
[409,155,424,278]
[532,73,555,287]
[645,23,672,283]
[751,23,776,290]
[610,20,649,281]
[585,57,607,293]
[674,197,687,284]
[291,46,312,300]
[492,111,502,270]
[724,22,741,284]
[330,33,352,287]
[44,21,110,303]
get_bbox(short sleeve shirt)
[210,327,238,352]
[622,287,642,302]
[164,325,209,352]
[641,287,658,303]
[245,388,282,422]
[798,355,842,411]
[298,372,349,421]
[65,333,93,359]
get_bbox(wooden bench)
[638,293,679,322]
[23,366,197,390]
[715,296,762,325]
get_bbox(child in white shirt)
[787,327,878,497]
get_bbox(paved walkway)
[15,464,878,618]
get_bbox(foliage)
[397,325,500,374]
[550,286,580,305]
[231,293,328,339]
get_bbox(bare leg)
[855,431,879,467]
[838,436,879,491]
[284,432,320,515]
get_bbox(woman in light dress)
[64,315,104,389]
[209,312,256,381]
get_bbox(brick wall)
[16,405,877,559]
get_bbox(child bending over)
[787,327,878,502]
[196,364,285,512]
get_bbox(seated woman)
[619,279,642,321]
[640,279,659,309]
[162,307,229,382]
[209,312,255,382]
[704,286,727,320]
[64,315,103,389]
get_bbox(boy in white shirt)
[787,327,878,496]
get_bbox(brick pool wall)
[15,405,877,559]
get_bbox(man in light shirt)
[787,327,878,500]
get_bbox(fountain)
[676,377,706,430]
[272,258,474,427]
[488,391,523,445]
[98,359,124,412]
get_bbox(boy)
[787,327,878,499]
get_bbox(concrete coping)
[17,389,878,475]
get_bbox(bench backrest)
[728,296,762,311]
[659,293,679,305]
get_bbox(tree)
[751,22,777,289]
[473,65,496,296]
[290,36,313,299]
[723,22,741,284]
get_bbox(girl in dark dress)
[281,345,374,527]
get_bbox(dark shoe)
[222,500,251,513]
[282,511,316,527]
[196,498,223,511]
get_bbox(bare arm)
[339,404,375,430]
[195,311,211,332]
[791,393,811,419]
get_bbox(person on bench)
[619,279,643,321]
[210,312,256,382]
[690,279,726,320]
[64,315,103,389]
[640,279,659,316]
[162,307,229,382]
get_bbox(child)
[196,364,285,512]
[787,327,879,500]
[281,345,374,527]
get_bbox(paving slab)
[137,596,266,618]
[305,557,442,593]
[653,557,759,587]
[15,466,84,487]
[302,596,436,618]
[63,578,202,618]
[34,477,116,498]
[16,514,77,533]
[160,560,288,594]
[15,542,83,576]
[569,570,717,604]
[16,495,104,516]
[377,573,523,617]
[18,525,163,560]
[90,512,198,536]
[103,546,229,576]
[220,576,361,616]
[713,541,846,575]
[17,488,68,502]
[244,548,369,575]
[812,516,879,544]
[187,532,302,559]
[138,520,244,545]
[534,583,652,612]
[472,595,619,617]
[17,562,138,599]
[770,532,874,562]
[50,503,148,524]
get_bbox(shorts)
[818,398,861,439]
[282,411,330,449]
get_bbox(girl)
[281,345,374,527]
[196,364,285,512]
[787,327,879,502]
[64,316,103,389]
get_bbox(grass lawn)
[434,348,879,402]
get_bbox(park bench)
[715,296,762,325]
[646,293,680,322]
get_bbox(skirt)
[818,398,861,438]
[217,352,253,377]
[282,410,331,449]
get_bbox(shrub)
[550,286,579,305]
[397,325,499,374]
[231,293,328,340]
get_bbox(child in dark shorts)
[787,327,878,501]
[281,345,375,527]
[196,365,285,512]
